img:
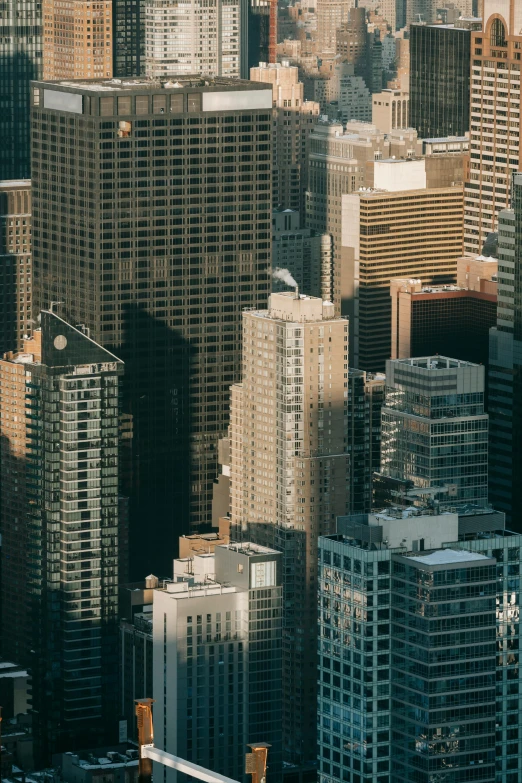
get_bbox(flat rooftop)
[225,542,279,557]
[0,180,30,189]
[36,76,270,93]
[393,356,478,370]
[406,549,490,566]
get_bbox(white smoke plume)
[272,267,298,288]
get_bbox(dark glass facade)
[30,78,272,577]
[0,0,42,179]
[488,173,522,528]
[318,521,521,783]
[113,0,145,77]
[347,370,385,514]
[409,292,497,366]
[391,555,497,783]
[409,24,472,139]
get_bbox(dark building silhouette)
[489,173,522,528]
[113,0,145,77]
[30,77,273,577]
[409,20,479,139]
[0,48,42,180]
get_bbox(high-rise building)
[336,7,367,75]
[153,543,282,783]
[340,183,464,370]
[347,369,385,514]
[113,0,145,77]
[318,504,522,783]
[43,0,113,79]
[229,292,349,767]
[272,210,332,301]
[316,0,354,58]
[409,20,479,140]
[250,62,320,213]
[0,181,32,354]
[464,1,522,253]
[0,310,124,759]
[306,120,423,317]
[372,88,409,132]
[379,356,489,506]
[390,255,498,365]
[380,0,398,30]
[0,0,42,179]
[30,77,273,577]
[326,66,372,126]
[143,0,246,78]
[488,172,522,528]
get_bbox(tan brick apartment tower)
[464,0,522,252]
[43,0,112,79]
[230,292,349,769]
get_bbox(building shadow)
[116,303,194,579]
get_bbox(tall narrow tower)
[230,292,349,767]
[464,0,522,252]
[488,172,522,528]
[0,311,123,759]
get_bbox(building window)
[490,18,507,48]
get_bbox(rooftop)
[225,542,279,557]
[406,548,490,566]
[0,180,31,189]
[393,356,478,370]
[37,76,270,93]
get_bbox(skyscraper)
[0,310,123,759]
[229,292,349,767]
[43,0,113,79]
[153,543,282,783]
[113,0,146,77]
[318,504,517,783]
[464,1,522,252]
[143,0,246,78]
[0,180,32,354]
[0,0,42,179]
[316,0,354,58]
[379,356,489,506]
[250,62,320,213]
[409,21,479,140]
[390,263,498,366]
[488,172,522,528]
[30,77,273,576]
[340,183,464,370]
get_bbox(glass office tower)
[0,0,42,178]
[379,356,489,506]
[318,507,521,783]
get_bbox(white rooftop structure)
[406,549,491,566]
